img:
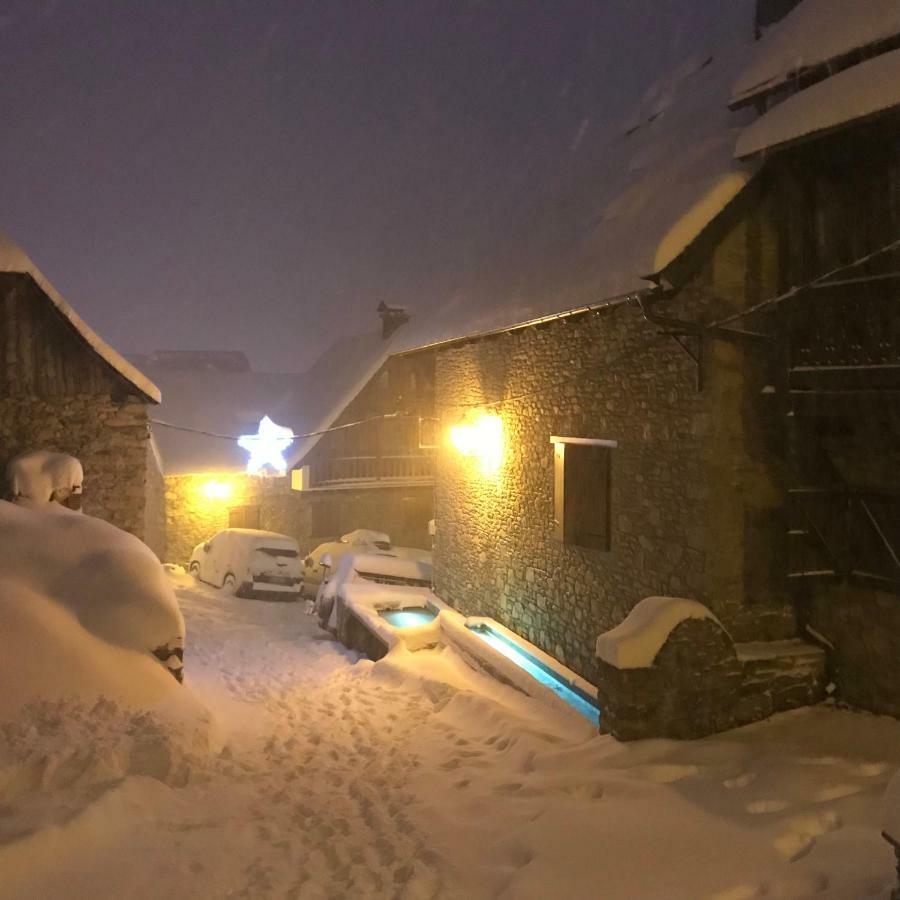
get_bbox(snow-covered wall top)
[595,596,724,669]
[736,46,900,158]
[0,233,161,403]
[731,0,900,107]
[382,0,759,357]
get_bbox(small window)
[229,505,260,529]
[552,437,615,551]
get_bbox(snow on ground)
[1,572,898,899]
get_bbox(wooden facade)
[0,274,138,398]
[294,350,436,549]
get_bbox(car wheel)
[189,561,200,578]
[222,573,237,594]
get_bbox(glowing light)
[202,479,233,500]
[238,416,294,475]
[449,413,503,476]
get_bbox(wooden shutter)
[553,443,611,551]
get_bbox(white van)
[189,528,302,600]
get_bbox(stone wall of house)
[164,473,432,565]
[0,393,155,542]
[432,201,795,685]
[164,474,309,564]
[803,584,900,718]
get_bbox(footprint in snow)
[773,810,841,861]
[746,799,790,814]
[723,771,756,789]
[813,782,862,802]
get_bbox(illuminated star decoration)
[238,416,294,475]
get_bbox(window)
[228,505,260,529]
[551,436,615,551]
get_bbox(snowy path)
[1,577,899,899]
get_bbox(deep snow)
[1,574,899,899]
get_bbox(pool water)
[468,624,600,725]
[378,607,437,628]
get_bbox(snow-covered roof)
[731,0,900,108]
[281,6,762,465]
[0,233,161,403]
[382,3,758,357]
[736,45,900,158]
[148,328,391,474]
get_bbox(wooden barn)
[0,234,165,554]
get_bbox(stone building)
[0,234,164,554]
[423,0,900,734]
[296,0,899,737]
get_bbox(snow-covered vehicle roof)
[730,0,900,108]
[0,232,161,403]
[340,529,391,546]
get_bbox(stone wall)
[164,474,308,564]
[595,617,826,741]
[0,393,156,544]
[803,584,900,717]
[164,472,432,565]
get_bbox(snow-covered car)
[314,550,433,630]
[189,528,302,600]
[302,529,430,597]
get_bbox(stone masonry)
[0,394,161,554]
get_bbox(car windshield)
[258,547,298,558]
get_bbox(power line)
[150,411,412,442]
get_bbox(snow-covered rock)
[595,596,724,669]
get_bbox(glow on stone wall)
[238,416,294,475]
[202,479,233,500]
[449,413,503,477]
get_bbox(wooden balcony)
[292,454,434,491]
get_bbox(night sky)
[1,1,728,371]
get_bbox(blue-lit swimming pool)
[378,607,438,628]
[467,624,600,725]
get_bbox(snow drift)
[0,501,210,804]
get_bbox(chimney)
[377,302,410,340]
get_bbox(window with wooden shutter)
[552,437,615,551]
